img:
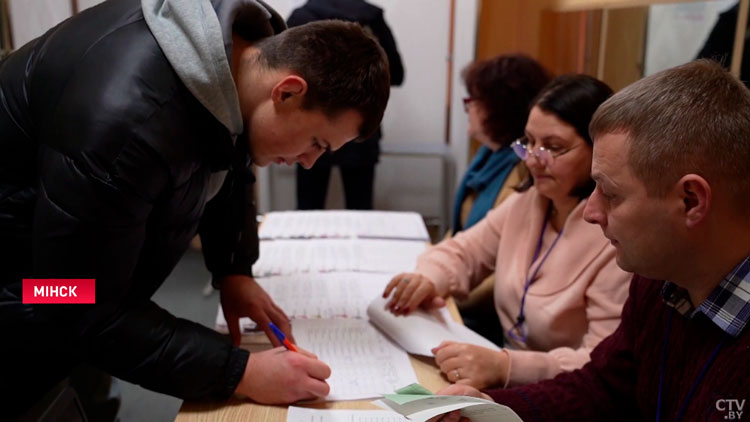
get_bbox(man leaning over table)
[432,60,750,421]
[0,0,390,418]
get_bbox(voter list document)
[259,210,429,241]
[291,318,418,401]
[253,239,426,277]
[286,407,408,422]
[215,272,393,334]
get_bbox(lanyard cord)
[656,308,728,422]
[507,204,565,343]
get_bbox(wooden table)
[176,302,461,422]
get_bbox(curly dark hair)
[462,54,551,147]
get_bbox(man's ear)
[270,75,307,106]
[676,174,711,228]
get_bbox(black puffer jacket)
[0,0,281,402]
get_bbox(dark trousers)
[296,156,376,210]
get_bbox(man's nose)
[583,189,604,225]
[299,148,325,169]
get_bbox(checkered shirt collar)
[661,256,750,338]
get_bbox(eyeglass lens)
[512,139,553,166]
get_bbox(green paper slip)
[383,394,438,405]
[395,383,433,396]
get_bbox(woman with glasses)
[451,54,551,346]
[382,75,631,389]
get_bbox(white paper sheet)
[253,239,426,277]
[291,318,418,401]
[286,407,408,422]
[367,296,502,356]
[215,272,393,334]
[259,210,429,241]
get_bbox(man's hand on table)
[235,347,332,404]
[219,274,293,347]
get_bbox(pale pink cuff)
[501,348,512,388]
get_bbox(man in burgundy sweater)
[434,60,750,421]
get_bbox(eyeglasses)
[511,136,581,167]
[462,97,475,112]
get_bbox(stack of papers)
[215,272,392,334]
[259,210,429,241]
[253,239,426,276]
[213,210,454,405]
[290,319,418,401]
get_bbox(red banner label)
[22,279,96,304]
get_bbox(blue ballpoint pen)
[269,322,298,352]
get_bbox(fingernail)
[393,305,400,312]
[403,307,410,314]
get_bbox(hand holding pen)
[235,324,331,403]
[269,322,298,352]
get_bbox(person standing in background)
[288,0,404,210]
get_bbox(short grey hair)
[590,59,750,212]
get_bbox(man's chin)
[614,254,635,274]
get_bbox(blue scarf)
[452,145,520,233]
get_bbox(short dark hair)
[462,54,551,147]
[590,59,750,213]
[254,20,390,139]
[517,74,614,196]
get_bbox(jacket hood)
[141,0,285,142]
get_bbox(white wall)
[78,0,108,12]
[7,0,112,49]
[8,0,72,48]
[449,0,479,194]
[645,0,737,76]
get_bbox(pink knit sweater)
[416,188,631,386]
